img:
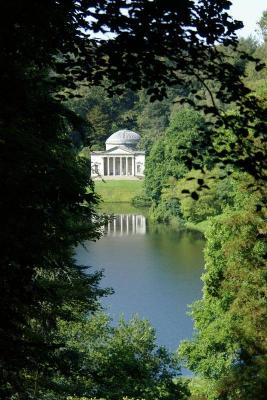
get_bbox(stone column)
[132,157,134,176]
[120,157,122,176]
[112,157,115,176]
[126,157,128,176]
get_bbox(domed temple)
[91,129,145,178]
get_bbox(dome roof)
[106,129,140,145]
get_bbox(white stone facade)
[91,130,145,179]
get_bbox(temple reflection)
[105,214,146,236]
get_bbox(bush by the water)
[131,194,152,208]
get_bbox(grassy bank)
[94,180,144,203]
[99,202,148,215]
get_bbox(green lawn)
[94,180,144,203]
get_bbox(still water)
[76,210,204,355]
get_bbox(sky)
[230,0,267,38]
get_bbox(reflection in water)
[106,214,146,236]
[77,214,204,347]
[76,210,204,374]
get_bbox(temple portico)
[103,156,134,176]
[91,129,145,179]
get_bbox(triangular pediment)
[106,145,135,155]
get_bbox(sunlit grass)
[94,179,144,203]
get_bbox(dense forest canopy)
[0,1,266,399]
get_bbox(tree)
[179,177,267,399]
[258,10,267,42]
[69,86,139,148]
[58,313,188,400]
[145,108,206,204]
[173,168,234,224]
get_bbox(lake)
[76,208,204,361]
